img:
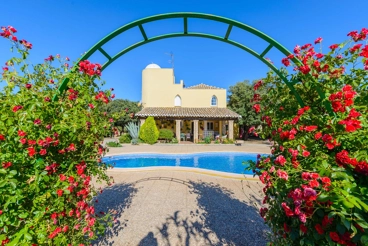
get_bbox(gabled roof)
[136,107,240,119]
[185,83,224,90]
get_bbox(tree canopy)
[100,99,142,129]
[227,80,265,139]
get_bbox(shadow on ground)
[93,182,138,246]
[190,181,269,246]
[138,179,268,246]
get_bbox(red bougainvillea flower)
[360,45,368,58]
[281,202,294,217]
[45,163,59,175]
[329,232,340,242]
[57,189,63,197]
[299,65,310,74]
[274,155,287,166]
[300,224,307,234]
[19,39,32,49]
[329,44,339,50]
[252,104,261,113]
[48,227,62,239]
[2,162,12,169]
[277,169,288,181]
[79,60,102,76]
[322,215,334,227]
[302,150,310,157]
[27,147,36,157]
[20,138,26,144]
[12,105,23,112]
[315,53,324,59]
[88,103,95,109]
[95,91,109,104]
[338,108,362,132]
[44,55,54,62]
[0,134,5,141]
[253,80,263,90]
[67,143,76,151]
[314,37,323,44]
[25,83,32,89]
[283,223,291,233]
[315,224,324,235]
[59,174,67,181]
[308,179,319,188]
[314,132,322,140]
[34,119,42,125]
[281,57,290,66]
[39,149,47,156]
[304,125,317,132]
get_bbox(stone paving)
[93,141,271,246]
[104,138,271,156]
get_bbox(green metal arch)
[56,12,332,113]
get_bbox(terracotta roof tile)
[185,83,224,90]
[136,107,240,119]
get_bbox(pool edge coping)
[107,166,258,181]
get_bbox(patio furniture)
[186,133,191,141]
[180,133,185,141]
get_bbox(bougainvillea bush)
[0,26,115,245]
[247,28,368,245]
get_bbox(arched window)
[211,95,217,106]
[174,95,181,106]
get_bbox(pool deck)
[104,139,272,156]
[93,140,270,245]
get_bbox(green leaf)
[361,235,368,245]
[355,198,368,212]
[341,217,351,230]
[24,233,32,241]
[9,170,17,176]
[18,213,28,219]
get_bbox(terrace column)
[140,118,145,126]
[229,120,234,140]
[219,121,222,135]
[176,120,181,143]
[193,120,199,143]
[203,120,207,131]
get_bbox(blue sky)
[1,0,367,102]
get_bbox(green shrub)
[171,137,178,144]
[0,27,113,245]
[159,129,174,142]
[139,116,159,144]
[131,138,139,145]
[247,31,368,245]
[106,141,122,147]
[214,139,220,144]
[119,134,131,143]
[204,136,211,144]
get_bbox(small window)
[211,95,217,106]
[174,95,181,106]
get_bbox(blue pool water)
[103,152,259,174]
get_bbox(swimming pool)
[103,152,259,175]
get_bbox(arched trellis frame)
[55,12,332,113]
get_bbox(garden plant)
[0,26,114,245]
[247,28,368,245]
[139,116,159,145]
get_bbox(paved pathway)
[93,170,269,246]
[93,141,270,245]
[104,138,272,156]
